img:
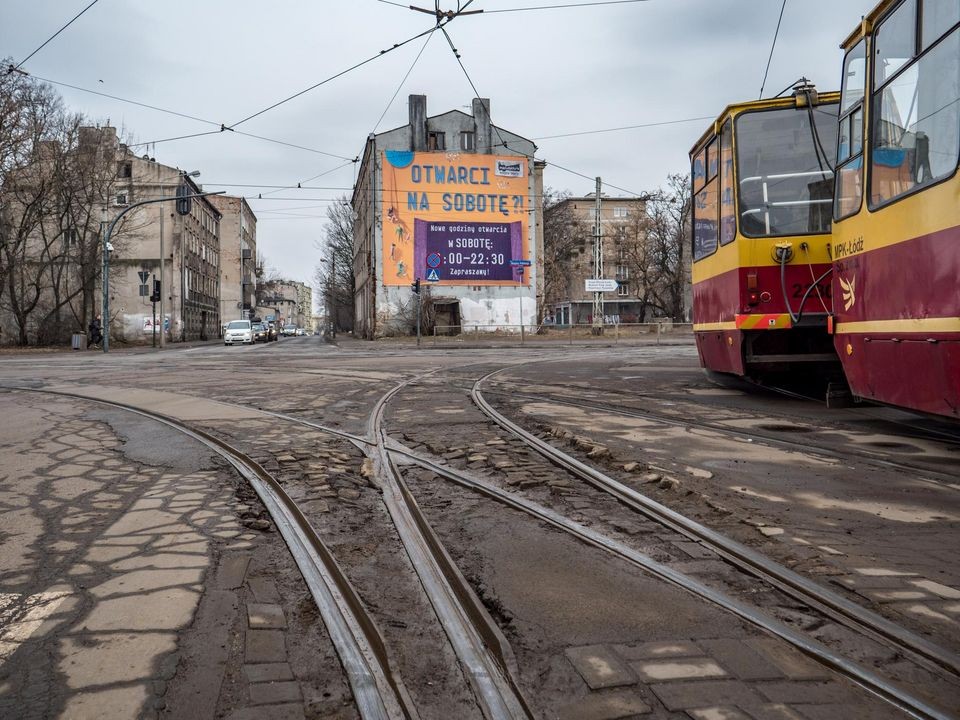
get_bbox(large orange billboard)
[381,150,530,286]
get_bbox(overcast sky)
[2,0,867,285]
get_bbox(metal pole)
[592,176,604,334]
[519,266,525,345]
[416,292,422,348]
[152,273,157,348]
[159,200,165,348]
[101,220,109,353]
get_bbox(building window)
[613,206,628,218]
[616,265,630,280]
[114,191,129,206]
[62,228,79,245]
[460,131,476,151]
[119,162,132,178]
[617,282,629,297]
[428,131,446,151]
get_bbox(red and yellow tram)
[830,0,959,418]
[690,86,841,382]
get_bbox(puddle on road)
[518,401,837,469]
[794,491,959,523]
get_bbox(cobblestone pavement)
[0,391,350,720]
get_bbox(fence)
[428,322,694,346]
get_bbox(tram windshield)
[736,104,839,237]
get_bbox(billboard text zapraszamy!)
[381,150,529,286]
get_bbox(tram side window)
[835,40,867,219]
[870,8,960,208]
[719,120,736,245]
[692,142,718,261]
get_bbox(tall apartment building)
[209,195,257,325]
[351,95,545,338]
[108,136,222,342]
[0,125,222,344]
[544,194,652,325]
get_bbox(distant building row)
[0,126,311,346]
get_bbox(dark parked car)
[251,322,268,342]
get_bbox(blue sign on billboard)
[413,219,524,283]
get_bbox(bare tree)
[610,211,656,322]
[644,174,691,321]
[0,67,65,344]
[0,66,126,345]
[313,196,354,333]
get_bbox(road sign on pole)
[509,259,532,266]
[138,270,149,284]
[584,278,619,293]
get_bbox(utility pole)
[159,203,165,347]
[592,176,604,334]
[329,253,337,338]
[101,220,109,352]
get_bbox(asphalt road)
[0,335,956,719]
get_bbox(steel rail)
[5,387,416,720]
[471,373,960,680]
[480,383,960,488]
[386,438,953,720]
[368,381,533,720]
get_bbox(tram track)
[4,387,413,720]
[478,381,960,489]
[4,378,534,719]
[385,437,953,720]
[6,354,958,719]
[471,370,960,678]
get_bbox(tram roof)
[689,90,841,157]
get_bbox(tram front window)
[736,104,839,237]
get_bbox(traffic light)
[411,278,420,294]
[150,279,161,303]
[175,184,192,216]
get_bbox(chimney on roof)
[472,98,491,154]
[409,94,426,151]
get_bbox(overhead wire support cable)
[23,73,221,127]
[23,72,352,160]
[227,20,453,130]
[535,115,715,140]
[482,0,649,12]
[759,0,788,99]
[11,0,100,72]
[372,27,437,134]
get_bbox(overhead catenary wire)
[534,115,715,140]
[759,0,788,99]
[23,71,354,161]
[228,19,452,129]
[372,27,437,134]
[11,0,100,72]
[481,0,650,12]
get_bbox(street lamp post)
[100,188,224,353]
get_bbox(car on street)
[282,324,297,336]
[224,319,253,345]
[295,327,306,336]
[265,323,278,341]
[251,322,268,342]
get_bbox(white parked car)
[295,327,306,336]
[224,319,254,345]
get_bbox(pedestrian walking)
[88,315,103,349]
